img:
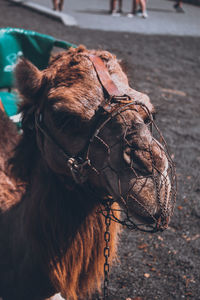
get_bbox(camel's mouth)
[126,210,170,232]
[101,194,170,233]
[102,167,175,232]
[122,192,171,232]
[109,194,171,232]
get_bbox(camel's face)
[89,106,173,229]
[16,46,176,231]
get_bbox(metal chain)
[103,201,111,300]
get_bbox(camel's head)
[15,46,176,232]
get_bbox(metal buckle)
[67,157,89,184]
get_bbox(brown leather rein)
[0,99,5,112]
[88,55,122,98]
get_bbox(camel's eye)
[50,109,73,131]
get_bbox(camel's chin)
[125,194,158,218]
[127,209,160,225]
[109,175,172,226]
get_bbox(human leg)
[58,0,64,11]
[110,0,121,15]
[127,0,138,17]
[174,0,185,12]
[133,0,140,14]
[118,0,123,13]
[138,0,148,18]
[110,0,117,13]
[52,0,58,10]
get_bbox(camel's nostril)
[130,150,153,175]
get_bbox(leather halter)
[35,55,134,184]
[0,99,5,112]
[88,55,122,97]
[34,54,176,233]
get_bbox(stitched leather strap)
[88,55,122,98]
[0,99,5,112]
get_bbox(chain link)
[103,201,111,300]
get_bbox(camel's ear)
[14,58,43,100]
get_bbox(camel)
[0,45,176,300]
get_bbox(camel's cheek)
[42,140,68,174]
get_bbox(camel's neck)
[0,156,120,300]
[23,160,101,255]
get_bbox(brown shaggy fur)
[0,47,121,300]
[0,113,120,300]
[0,110,23,212]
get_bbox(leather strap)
[0,99,5,112]
[88,55,122,98]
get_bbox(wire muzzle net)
[86,99,177,233]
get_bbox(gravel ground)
[1,0,200,299]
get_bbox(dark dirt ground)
[0,0,200,299]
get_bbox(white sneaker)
[111,12,121,16]
[127,13,134,18]
[142,11,148,18]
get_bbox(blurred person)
[109,0,123,16]
[174,0,185,12]
[127,0,148,18]
[52,0,64,11]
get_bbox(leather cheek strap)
[0,99,5,112]
[87,54,122,98]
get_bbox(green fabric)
[0,27,76,129]
[0,27,75,89]
[0,91,19,116]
